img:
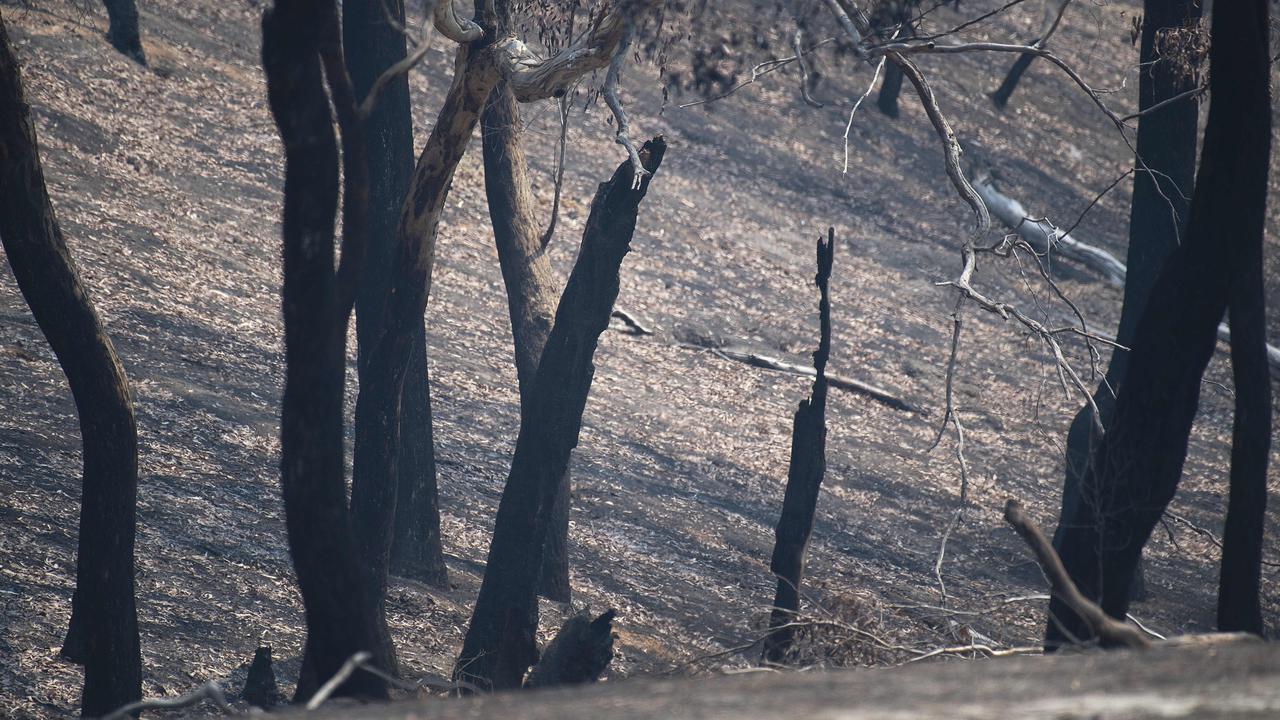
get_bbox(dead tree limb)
[762,229,835,665]
[712,348,918,413]
[1003,500,1150,650]
[456,138,667,691]
[100,682,231,720]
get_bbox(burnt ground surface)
[1,0,1279,717]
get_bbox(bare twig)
[1003,499,1150,649]
[602,19,644,188]
[306,651,373,710]
[540,91,572,247]
[101,682,231,720]
[794,28,823,108]
[842,56,886,175]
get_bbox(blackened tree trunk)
[348,24,502,688]
[762,230,833,664]
[456,138,667,691]
[262,0,386,701]
[0,14,142,716]
[1053,0,1202,605]
[481,80,572,603]
[990,0,1070,110]
[1047,0,1270,645]
[101,0,145,65]
[343,0,449,590]
[874,1,911,118]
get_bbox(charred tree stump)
[762,229,834,665]
[455,138,667,691]
[101,0,145,65]
[242,646,282,709]
[481,80,572,603]
[0,14,142,716]
[1047,0,1271,646]
[262,0,387,701]
[344,0,449,591]
[526,610,617,689]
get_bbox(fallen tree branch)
[1003,499,1150,649]
[101,682,231,720]
[971,162,1280,372]
[711,347,920,413]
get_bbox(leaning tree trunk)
[262,0,387,701]
[101,0,145,65]
[456,138,667,691]
[1046,0,1271,646]
[343,0,449,590]
[990,0,1070,110]
[481,80,572,603]
[762,230,834,664]
[0,13,141,716]
[1053,0,1202,608]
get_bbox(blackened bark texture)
[1215,10,1273,633]
[990,0,1070,110]
[262,0,387,701]
[480,81,572,603]
[1053,0,1202,605]
[349,33,499,674]
[101,0,145,65]
[525,610,617,688]
[456,138,667,691]
[989,52,1034,110]
[0,14,141,716]
[762,230,833,665]
[1046,0,1270,646]
[874,2,911,118]
[343,0,449,590]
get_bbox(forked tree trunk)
[762,230,833,664]
[343,0,449,590]
[349,24,501,681]
[262,0,386,701]
[0,14,141,716]
[101,0,145,65]
[456,138,667,691]
[1053,0,1202,609]
[1047,0,1270,645]
[480,80,572,603]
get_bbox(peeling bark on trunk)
[349,32,500,674]
[343,0,448,590]
[762,230,833,665]
[481,81,571,603]
[456,138,667,691]
[262,0,386,702]
[1053,0,1202,612]
[1047,0,1270,646]
[0,14,141,716]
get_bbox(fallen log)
[713,347,920,414]
[971,164,1280,374]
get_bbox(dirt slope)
[1,1,1278,717]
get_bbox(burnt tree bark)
[481,80,572,603]
[990,0,1070,110]
[1047,0,1270,645]
[101,0,145,65]
[0,13,141,715]
[262,0,387,701]
[873,1,912,118]
[456,138,667,691]
[1053,0,1203,607]
[762,229,834,665]
[348,18,502,685]
[343,0,448,590]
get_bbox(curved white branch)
[434,0,481,43]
